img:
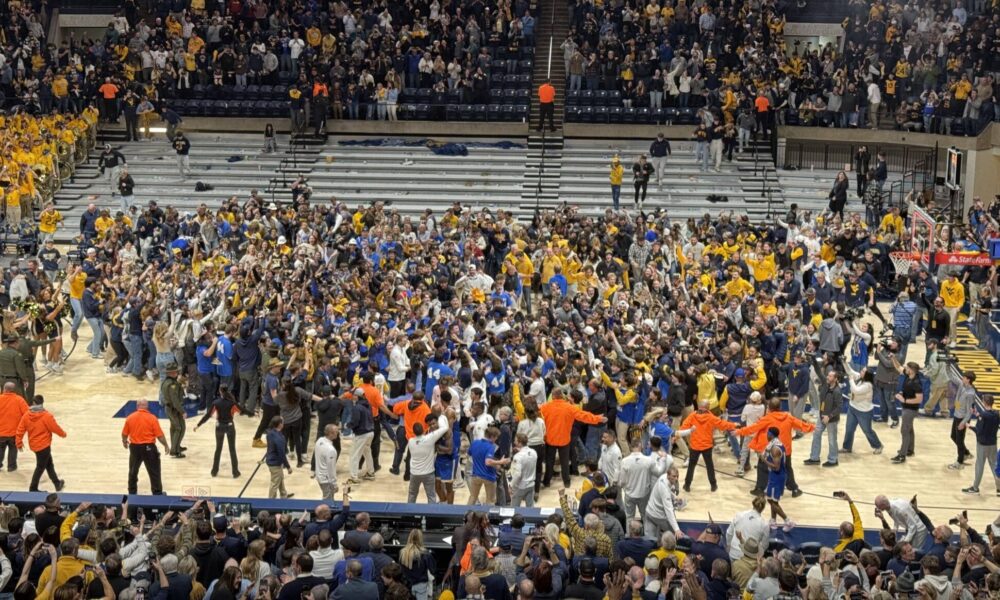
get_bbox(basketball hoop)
[890,251,918,274]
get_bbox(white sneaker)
[769,518,778,529]
[782,520,796,532]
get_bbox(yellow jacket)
[610,163,624,185]
[940,279,965,308]
[723,277,755,298]
[746,253,776,282]
[834,502,865,552]
[36,555,93,600]
[879,213,904,237]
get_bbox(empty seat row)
[400,88,530,104]
[565,106,701,125]
[565,89,622,106]
[168,99,288,117]
[398,103,528,122]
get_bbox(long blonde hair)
[240,539,266,582]
[399,529,425,570]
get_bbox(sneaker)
[790,489,803,498]
[873,447,883,455]
[735,467,745,477]
[347,477,363,484]
[947,462,965,470]
[891,455,906,464]
[822,461,839,467]
[890,421,899,429]
[252,439,266,448]
[803,459,820,465]
[961,487,979,494]
[840,448,852,454]
[362,473,376,481]
[782,520,796,533]
[769,518,778,529]
[55,479,65,492]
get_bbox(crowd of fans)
[558,0,999,135]
[0,0,536,131]
[0,488,998,600]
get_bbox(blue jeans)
[86,317,104,357]
[611,185,620,209]
[70,298,84,335]
[126,334,144,376]
[155,351,174,380]
[842,407,882,451]
[809,418,839,463]
[145,339,157,371]
[873,382,898,423]
[584,424,606,463]
[726,414,743,459]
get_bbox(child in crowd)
[737,391,766,476]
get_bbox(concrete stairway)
[527,0,569,131]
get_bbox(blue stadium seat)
[501,104,516,121]
[609,106,623,123]
[607,90,622,106]
[517,74,531,89]
[415,104,430,120]
[446,104,460,121]
[244,85,260,100]
[622,107,637,123]
[798,542,822,565]
[472,104,487,120]
[677,107,696,124]
[259,85,274,99]
[663,107,678,123]
[503,74,518,89]
[267,101,285,116]
[231,84,246,98]
[416,88,432,103]
[565,90,579,106]
[518,59,532,74]
[397,104,413,120]
[515,89,530,104]
[401,87,418,103]
[459,104,475,120]
[595,90,609,106]
[580,90,594,106]
[636,107,651,123]
[502,89,517,104]
[272,85,288,100]
[251,101,269,117]
[192,84,207,99]
[520,46,534,59]
[565,106,581,122]
[491,73,506,89]
[277,71,293,85]
[446,90,462,105]
[580,106,595,122]
[514,104,528,120]
[492,60,506,72]
[594,106,609,123]
[487,104,502,120]
[651,108,665,124]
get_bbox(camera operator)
[922,339,951,418]
[874,338,903,427]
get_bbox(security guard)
[162,363,187,459]
[16,332,56,402]
[0,333,30,398]
[121,399,170,495]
